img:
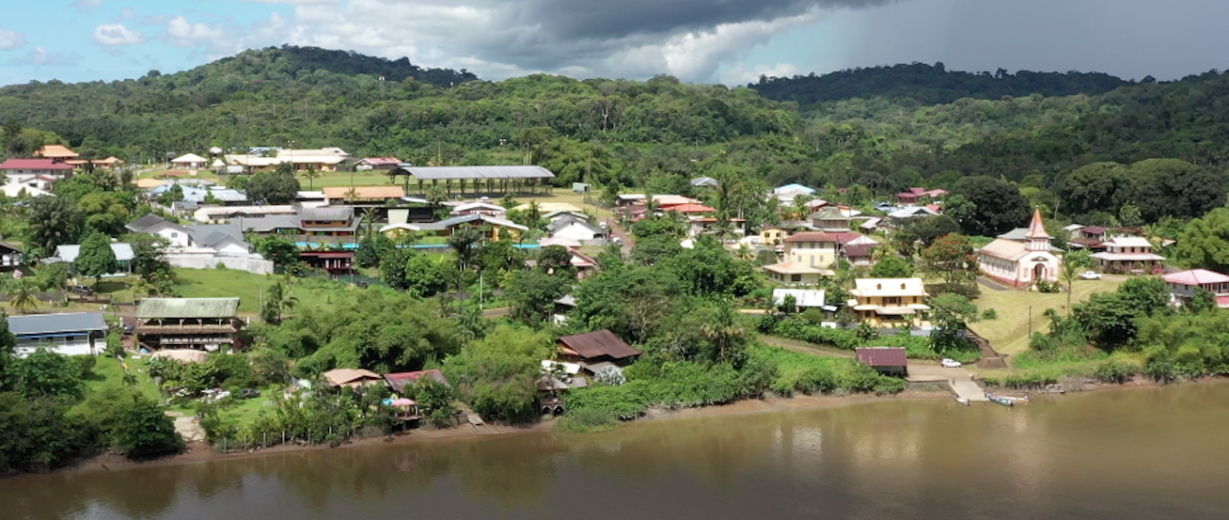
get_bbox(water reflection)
[4,383,1229,520]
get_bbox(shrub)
[981,309,998,320]
[556,408,618,433]
[1143,346,1177,383]
[1092,359,1138,384]
[800,308,826,324]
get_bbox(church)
[976,209,1061,288]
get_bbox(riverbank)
[57,376,1202,475]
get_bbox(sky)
[2,0,1229,87]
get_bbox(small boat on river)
[985,392,1014,407]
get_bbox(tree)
[300,165,320,190]
[256,237,300,271]
[920,233,979,291]
[1058,254,1085,314]
[128,233,173,278]
[447,226,483,293]
[26,196,84,254]
[379,248,412,291]
[246,169,300,204]
[77,192,133,236]
[75,232,119,286]
[869,256,914,278]
[929,293,979,353]
[443,325,550,423]
[108,392,184,459]
[506,270,568,325]
[536,245,575,277]
[4,276,40,314]
[700,303,748,367]
[949,176,1029,236]
[261,281,286,324]
[0,310,16,379]
[1188,288,1216,314]
[1175,207,1229,273]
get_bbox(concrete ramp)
[950,380,989,402]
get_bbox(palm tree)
[5,276,40,314]
[1059,255,1082,314]
[447,226,484,294]
[300,165,320,190]
[360,210,378,239]
[701,304,746,364]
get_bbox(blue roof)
[7,312,108,336]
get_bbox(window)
[791,274,802,282]
[884,297,902,306]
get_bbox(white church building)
[977,209,1061,288]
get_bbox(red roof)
[1024,209,1051,239]
[855,347,908,367]
[383,369,449,393]
[363,157,401,165]
[668,203,716,214]
[1163,269,1229,286]
[784,231,838,243]
[0,158,74,170]
[843,244,878,258]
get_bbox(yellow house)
[760,227,789,246]
[762,261,831,285]
[783,231,841,270]
[848,278,930,328]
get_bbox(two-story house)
[810,206,852,232]
[0,158,75,184]
[783,231,841,270]
[1091,236,1165,274]
[848,278,930,328]
[1162,269,1229,308]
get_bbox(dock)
[949,379,989,402]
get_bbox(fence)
[166,255,275,275]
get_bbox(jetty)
[950,379,989,402]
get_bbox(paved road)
[977,277,1009,291]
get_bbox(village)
[1,141,1223,456]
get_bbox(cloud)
[93,24,145,46]
[164,16,227,47]
[11,46,83,67]
[119,7,136,20]
[721,62,802,85]
[140,14,168,26]
[0,29,26,51]
[256,0,903,82]
[73,0,104,13]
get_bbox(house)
[666,203,716,215]
[772,288,828,310]
[1,182,52,198]
[773,183,815,203]
[547,215,608,243]
[855,347,908,376]
[186,224,253,256]
[194,205,297,223]
[413,214,528,241]
[649,195,702,210]
[296,191,327,208]
[51,243,135,276]
[568,248,599,279]
[0,240,21,270]
[762,261,830,285]
[223,148,348,173]
[384,369,450,393]
[170,153,208,169]
[322,368,386,389]
[811,206,852,232]
[691,176,719,188]
[322,186,405,205]
[848,278,930,328]
[557,330,641,371]
[542,210,589,222]
[896,188,946,206]
[33,144,79,163]
[0,158,75,181]
[976,209,1061,288]
[126,214,193,248]
[1068,226,1109,250]
[760,227,789,247]
[1163,269,1229,308]
[299,206,359,239]
[5,312,108,357]
[357,157,402,171]
[1091,236,1165,274]
[300,251,355,275]
[134,298,243,351]
[842,243,879,268]
[783,232,843,270]
[888,205,941,225]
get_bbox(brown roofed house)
[855,347,908,376]
[384,369,450,393]
[322,368,386,389]
[557,330,641,370]
[33,144,79,162]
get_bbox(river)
[5,383,1229,520]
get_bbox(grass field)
[968,275,1127,356]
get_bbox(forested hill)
[208,46,479,86]
[750,62,1134,109]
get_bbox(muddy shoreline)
[57,376,1187,475]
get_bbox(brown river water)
[4,382,1229,520]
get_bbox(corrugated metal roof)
[7,312,108,336]
[55,243,135,263]
[300,206,354,221]
[400,165,555,180]
[137,298,240,319]
[558,330,641,360]
[856,347,908,367]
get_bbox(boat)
[985,392,1014,407]
[955,397,970,406]
[999,395,1030,403]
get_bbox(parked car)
[122,324,135,335]
[70,285,93,296]
[941,358,962,368]
[1079,271,1103,280]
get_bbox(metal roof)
[398,165,555,180]
[137,298,240,319]
[6,312,108,336]
[557,330,641,360]
[54,243,135,263]
[856,347,908,367]
[300,206,354,221]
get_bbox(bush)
[1035,280,1061,293]
[109,394,184,459]
[981,309,998,320]
[1143,347,1177,383]
[556,408,618,433]
[800,308,826,324]
[1092,359,1138,384]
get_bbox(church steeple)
[1024,208,1050,252]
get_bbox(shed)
[322,368,386,389]
[855,347,908,376]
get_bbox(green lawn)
[968,276,1127,356]
[173,268,273,313]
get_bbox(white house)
[1,182,52,198]
[6,312,109,357]
[548,216,608,243]
[772,288,829,310]
[171,153,208,170]
[1091,236,1166,274]
[1162,269,1229,308]
[976,209,1061,288]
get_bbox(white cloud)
[720,62,802,86]
[93,24,145,46]
[0,29,26,51]
[164,16,227,47]
[73,0,104,13]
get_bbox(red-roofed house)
[855,347,908,376]
[384,369,450,393]
[0,158,75,182]
[896,187,947,206]
[1163,269,1229,308]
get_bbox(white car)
[1079,271,1103,280]
[941,359,962,368]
